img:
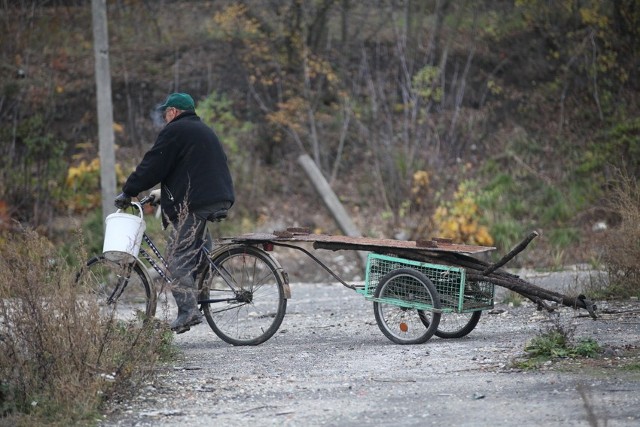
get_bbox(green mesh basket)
[358,253,494,313]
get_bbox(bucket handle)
[116,201,144,219]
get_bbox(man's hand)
[149,189,161,206]
[114,192,131,209]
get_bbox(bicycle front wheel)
[199,245,287,346]
[77,256,156,323]
[373,268,441,345]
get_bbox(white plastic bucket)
[102,203,145,262]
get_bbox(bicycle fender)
[267,250,291,299]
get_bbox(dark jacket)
[122,111,235,221]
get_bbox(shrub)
[600,170,640,297]
[0,228,172,425]
[515,316,601,369]
[62,156,128,214]
[0,114,67,227]
[432,180,494,246]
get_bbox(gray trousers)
[167,202,230,308]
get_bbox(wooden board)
[221,231,495,255]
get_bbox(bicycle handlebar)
[119,194,156,211]
[137,195,154,206]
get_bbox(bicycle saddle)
[207,209,228,222]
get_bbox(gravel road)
[102,273,640,427]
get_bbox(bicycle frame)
[133,232,290,304]
[133,232,228,305]
[90,198,291,345]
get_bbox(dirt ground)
[100,270,640,427]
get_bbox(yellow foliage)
[411,170,430,194]
[410,170,431,206]
[305,54,338,84]
[210,4,273,83]
[66,159,99,188]
[63,156,127,213]
[211,4,260,39]
[516,0,634,91]
[475,226,494,246]
[432,181,494,247]
[112,122,124,134]
[579,7,609,28]
[266,97,308,134]
[208,4,345,157]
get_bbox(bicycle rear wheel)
[199,245,287,346]
[373,268,441,345]
[78,256,156,323]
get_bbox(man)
[115,92,235,333]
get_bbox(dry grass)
[600,169,640,297]
[0,228,172,426]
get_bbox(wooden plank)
[223,232,495,255]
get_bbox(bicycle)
[77,194,290,346]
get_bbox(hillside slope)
[0,1,638,269]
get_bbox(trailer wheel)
[420,310,482,339]
[373,268,441,345]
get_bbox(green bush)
[515,319,601,370]
[479,162,599,265]
[524,331,600,360]
[0,114,67,227]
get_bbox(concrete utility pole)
[92,0,117,224]
[297,154,367,267]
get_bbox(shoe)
[170,309,203,334]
